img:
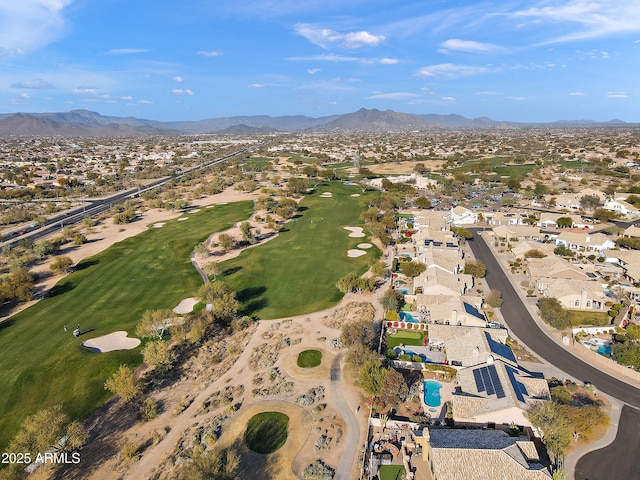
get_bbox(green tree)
[50,255,74,274]
[336,273,360,295]
[379,368,408,408]
[142,340,176,371]
[104,365,142,402]
[136,309,174,339]
[525,401,572,460]
[173,446,240,480]
[413,196,432,209]
[593,208,618,222]
[524,249,547,258]
[198,282,239,324]
[485,289,503,308]
[370,261,388,278]
[537,297,571,330]
[357,358,387,397]
[218,233,235,251]
[341,319,375,348]
[464,259,487,278]
[556,217,573,228]
[240,221,256,244]
[380,288,401,312]
[580,194,601,210]
[400,261,426,278]
[554,245,575,257]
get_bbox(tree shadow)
[46,281,75,298]
[74,259,100,272]
[0,317,15,332]
[240,298,269,316]
[236,286,267,303]
[223,266,242,276]
[297,206,309,212]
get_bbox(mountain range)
[0,108,633,137]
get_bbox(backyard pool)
[423,380,442,408]
[400,311,418,323]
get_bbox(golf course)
[0,201,253,451]
[221,183,380,319]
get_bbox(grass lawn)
[568,310,611,327]
[0,201,254,451]
[387,330,425,349]
[244,412,289,454]
[297,349,322,368]
[378,465,405,480]
[220,182,380,319]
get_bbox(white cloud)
[607,91,627,98]
[365,92,421,100]
[19,92,30,99]
[512,1,640,44]
[288,54,395,64]
[248,83,266,88]
[416,63,494,78]
[138,99,153,105]
[507,96,526,101]
[307,68,321,74]
[10,78,54,89]
[71,86,100,95]
[441,96,456,101]
[294,23,384,49]
[0,0,72,56]
[439,38,507,54]
[107,48,149,55]
[171,89,194,95]
[198,50,223,57]
[569,91,586,96]
[173,76,183,83]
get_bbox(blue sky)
[1,0,639,121]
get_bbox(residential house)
[449,206,478,226]
[413,269,474,297]
[539,213,592,230]
[622,225,640,239]
[526,256,588,285]
[537,278,607,310]
[603,198,640,219]
[554,231,615,253]
[604,249,640,286]
[493,225,541,242]
[411,428,551,480]
[510,241,556,259]
[413,295,487,327]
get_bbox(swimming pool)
[398,288,409,295]
[423,380,442,408]
[400,311,418,323]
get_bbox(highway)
[0,143,263,249]
[467,230,640,407]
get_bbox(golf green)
[244,412,289,454]
[297,350,322,368]
[0,201,253,451]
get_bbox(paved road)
[467,231,640,407]
[331,352,360,480]
[574,405,640,480]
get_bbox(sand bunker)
[206,205,215,208]
[343,226,365,238]
[82,331,141,353]
[347,249,367,258]
[319,192,333,198]
[151,223,165,228]
[187,209,201,214]
[357,243,373,249]
[350,194,360,197]
[173,297,199,314]
[178,217,189,221]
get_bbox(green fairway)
[244,412,289,454]
[0,201,254,451]
[220,183,380,319]
[297,349,322,368]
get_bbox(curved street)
[467,231,640,406]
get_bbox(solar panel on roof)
[505,365,526,402]
[481,367,494,395]
[473,368,485,392]
[487,365,506,399]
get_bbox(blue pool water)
[424,380,442,408]
[400,311,417,323]
[596,344,612,356]
[398,288,409,295]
